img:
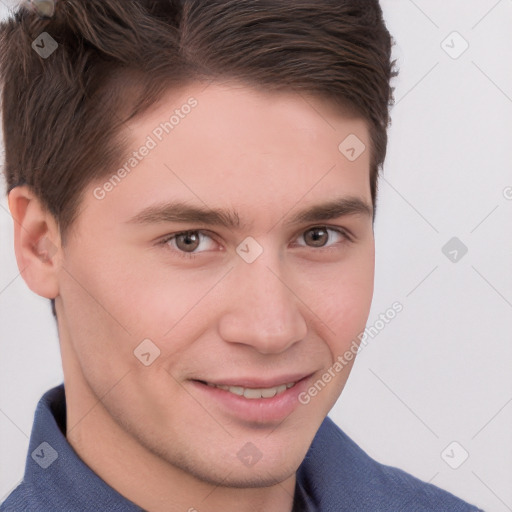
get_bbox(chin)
[191,464,296,489]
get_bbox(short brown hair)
[1,0,396,237]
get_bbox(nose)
[218,251,308,355]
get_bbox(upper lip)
[193,373,314,389]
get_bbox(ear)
[8,185,61,299]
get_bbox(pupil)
[179,232,199,251]
[308,228,327,247]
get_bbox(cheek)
[61,241,185,335]
[59,244,223,382]
[313,249,375,357]
[58,245,154,382]
[57,263,135,392]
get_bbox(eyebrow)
[126,196,373,230]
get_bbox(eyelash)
[157,226,353,261]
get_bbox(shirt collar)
[23,384,144,511]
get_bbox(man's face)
[56,82,375,487]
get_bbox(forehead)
[145,80,366,144]
[127,80,369,161]
[82,81,372,231]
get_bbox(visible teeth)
[229,386,244,396]
[244,388,265,399]
[207,382,296,399]
[276,384,287,394]
[261,387,277,398]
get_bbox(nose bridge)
[219,247,307,354]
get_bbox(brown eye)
[304,228,329,247]
[161,230,218,260]
[174,231,201,252]
[303,227,329,247]
[295,226,350,250]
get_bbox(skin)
[9,81,375,512]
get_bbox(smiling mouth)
[196,381,296,399]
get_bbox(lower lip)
[189,376,312,424]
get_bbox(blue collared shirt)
[1,385,483,511]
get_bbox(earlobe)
[8,185,61,299]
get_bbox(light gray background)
[1,1,511,510]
